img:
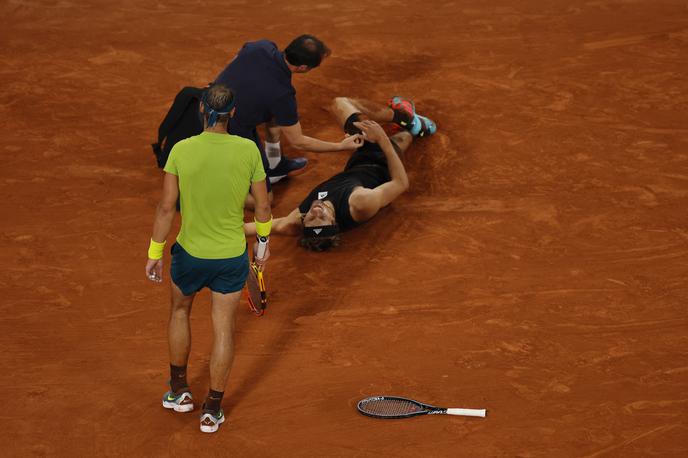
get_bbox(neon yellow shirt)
[164,131,266,259]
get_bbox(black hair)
[284,34,331,68]
[202,83,235,126]
[299,234,341,252]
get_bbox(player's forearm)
[244,221,257,236]
[244,216,297,236]
[379,137,409,191]
[151,203,176,243]
[254,201,272,227]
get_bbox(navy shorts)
[342,113,392,180]
[170,243,249,296]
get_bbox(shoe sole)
[269,175,287,184]
[200,414,225,433]
[269,167,309,184]
[268,158,309,178]
[162,400,194,413]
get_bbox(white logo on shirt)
[313,228,322,234]
[317,191,328,200]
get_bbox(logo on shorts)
[318,191,328,200]
[313,229,322,235]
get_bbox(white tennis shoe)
[200,409,225,433]
[162,390,194,413]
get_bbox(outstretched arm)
[245,208,302,237]
[280,121,363,152]
[348,121,409,223]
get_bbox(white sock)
[265,141,282,169]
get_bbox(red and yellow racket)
[246,262,267,316]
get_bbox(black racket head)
[246,262,267,316]
[357,396,436,419]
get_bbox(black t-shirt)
[298,164,391,232]
[215,40,299,139]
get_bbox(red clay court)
[2,0,687,456]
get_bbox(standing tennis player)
[244,96,436,251]
[145,83,273,433]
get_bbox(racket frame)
[357,396,486,419]
[246,262,267,316]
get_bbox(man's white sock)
[265,141,282,169]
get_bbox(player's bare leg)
[330,97,413,158]
[346,98,396,123]
[262,120,307,183]
[168,283,195,369]
[388,131,413,159]
[264,121,281,143]
[330,97,391,125]
[197,289,241,432]
[263,121,282,169]
[196,288,241,428]
[208,290,241,392]
[162,283,196,413]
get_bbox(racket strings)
[360,399,422,417]
[246,268,264,314]
[246,270,260,300]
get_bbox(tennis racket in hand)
[246,262,267,316]
[357,396,486,419]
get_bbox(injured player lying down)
[245,96,436,251]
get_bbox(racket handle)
[256,239,268,259]
[446,408,486,417]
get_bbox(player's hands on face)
[353,120,386,143]
[253,241,270,270]
[146,258,163,283]
[340,133,364,150]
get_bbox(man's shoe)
[388,96,416,129]
[267,156,308,178]
[269,175,287,184]
[162,390,194,413]
[200,409,225,433]
[408,113,437,137]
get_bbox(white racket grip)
[256,240,268,259]
[446,408,486,417]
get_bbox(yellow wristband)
[148,239,166,260]
[255,216,272,237]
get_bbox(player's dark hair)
[203,83,235,125]
[299,234,341,252]
[284,35,331,68]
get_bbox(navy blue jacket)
[215,40,299,140]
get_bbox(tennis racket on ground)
[246,262,267,316]
[357,396,486,419]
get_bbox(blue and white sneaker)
[200,409,225,433]
[162,390,194,413]
[408,113,437,137]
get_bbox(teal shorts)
[170,242,248,296]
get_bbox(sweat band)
[255,217,273,237]
[148,239,166,260]
[201,87,236,128]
